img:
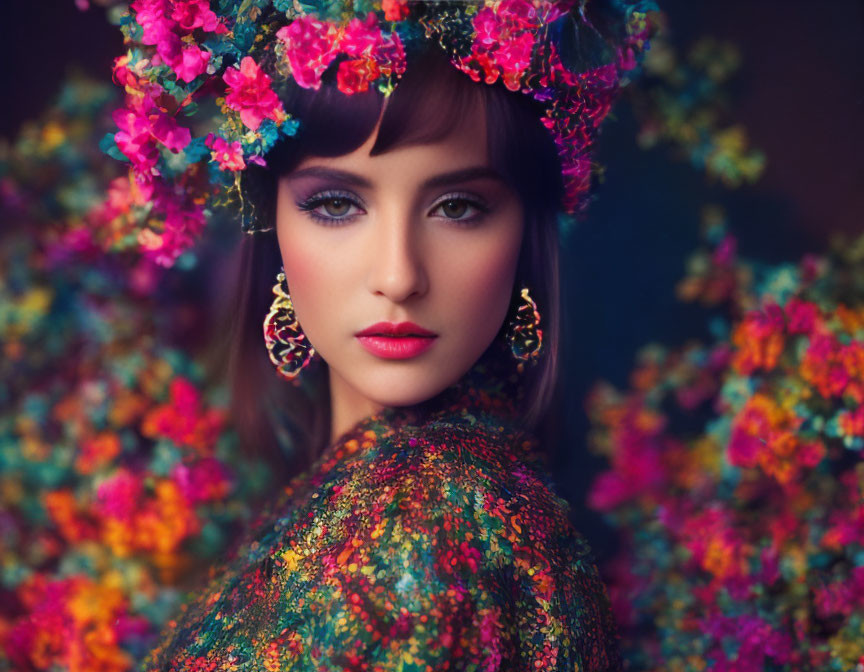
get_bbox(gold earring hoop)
[263,270,317,383]
[506,286,543,373]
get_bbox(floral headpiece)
[107,0,656,266]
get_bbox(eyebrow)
[282,165,507,190]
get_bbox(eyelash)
[295,189,491,227]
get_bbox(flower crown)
[107,0,656,266]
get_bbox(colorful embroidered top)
[140,360,623,671]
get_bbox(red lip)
[355,321,437,337]
[355,322,438,360]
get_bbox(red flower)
[381,0,410,21]
[336,58,380,95]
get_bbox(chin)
[360,369,459,408]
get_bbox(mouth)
[354,321,437,338]
[355,322,438,359]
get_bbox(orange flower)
[730,304,786,375]
[76,432,122,475]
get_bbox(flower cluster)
[0,81,272,671]
[104,0,657,265]
[450,1,655,212]
[587,209,864,670]
[627,30,766,187]
[0,243,264,668]
[277,12,406,94]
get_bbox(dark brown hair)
[224,44,565,481]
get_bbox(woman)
[113,0,655,669]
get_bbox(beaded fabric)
[139,358,623,671]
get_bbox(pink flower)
[473,7,501,48]
[277,16,340,90]
[497,0,537,26]
[494,31,535,89]
[171,458,232,504]
[135,181,206,266]
[374,31,406,78]
[112,107,161,173]
[205,133,246,170]
[133,0,183,69]
[173,44,211,83]
[170,0,222,32]
[814,567,864,619]
[340,13,384,59]
[469,0,538,90]
[586,403,669,511]
[223,56,286,131]
[133,0,175,47]
[131,0,219,82]
[149,111,193,152]
[96,469,144,521]
[112,98,191,174]
[784,297,820,334]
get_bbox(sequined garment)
[140,360,623,671]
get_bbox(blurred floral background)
[1,1,862,670]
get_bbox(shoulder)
[328,415,624,671]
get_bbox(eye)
[430,193,490,225]
[296,190,365,225]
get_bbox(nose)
[365,210,428,303]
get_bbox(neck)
[325,348,525,448]
[327,366,385,446]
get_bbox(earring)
[263,270,317,383]
[506,286,543,372]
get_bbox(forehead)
[293,95,489,174]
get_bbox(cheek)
[276,221,344,346]
[436,231,523,334]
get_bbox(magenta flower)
[473,7,501,49]
[173,44,211,83]
[277,16,340,90]
[586,404,669,511]
[340,13,385,59]
[131,0,219,83]
[223,56,286,131]
[814,566,864,619]
[497,0,537,26]
[112,83,191,176]
[112,107,160,174]
[170,0,223,33]
[171,458,232,504]
[96,469,144,521]
[134,181,206,266]
[132,0,176,49]
[784,297,821,334]
[149,111,193,153]
[205,133,246,171]
[132,0,183,70]
[469,0,538,90]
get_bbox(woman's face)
[275,101,524,417]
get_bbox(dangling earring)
[263,269,317,383]
[506,285,543,373]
